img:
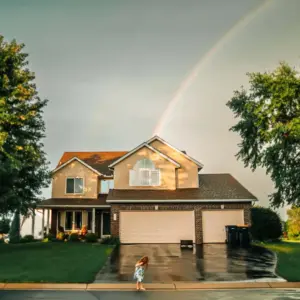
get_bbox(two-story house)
[38,136,257,244]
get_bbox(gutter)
[106,199,256,204]
[37,205,111,208]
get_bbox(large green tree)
[287,206,300,239]
[227,62,300,208]
[0,35,50,215]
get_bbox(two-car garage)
[119,209,245,244]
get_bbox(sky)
[1,0,300,218]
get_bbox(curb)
[1,282,300,291]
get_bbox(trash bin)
[238,226,250,247]
[225,225,238,246]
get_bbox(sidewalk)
[1,282,300,291]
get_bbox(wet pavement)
[1,290,300,300]
[94,244,280,283]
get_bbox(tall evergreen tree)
[0,35,50,215]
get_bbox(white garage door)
[202,210,244,243]
[120,211,195,244]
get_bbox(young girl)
[133,256,149,291]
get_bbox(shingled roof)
[38,194,108,208]
[56,151,127,176]
[107,174,257,201]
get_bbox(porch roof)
[37,195,110,208]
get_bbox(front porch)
[37,197,111,239]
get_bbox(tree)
[8,211,20,243]
[251,207,282,241]
[286,206,300,239]
[227,62,300,208]
[0,35,50,215]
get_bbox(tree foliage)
[227,62,300,207]
[0,35,50,215]
[0,217,10,234]
[251,207,282,241]
[8,211,20,243]
[287,206,300,239]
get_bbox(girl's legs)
[136,281,140,290]
[140,282,146,291]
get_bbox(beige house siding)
[113,146,177,190]
[149,139,199,189]
[52,160,99,198]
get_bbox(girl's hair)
[139,256,149,268]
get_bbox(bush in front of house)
[20,235,35,243]
[69,233,80,242]
[85,233,98,243]
[45,233,55,241]
[0,218,10,235]
[251,207,282,241]
[101,236,120,245]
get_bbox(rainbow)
[153,0,272,136]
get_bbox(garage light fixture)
[155,205,158,210]
[113,213,117,221]
[221,204,225,209]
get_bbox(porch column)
[31,210,35,236]
[46,209,50,234]
[92,208,96,234]
[41,209,45,239]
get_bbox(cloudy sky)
[1,0,299,217]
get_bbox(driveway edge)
[1,282,300,291]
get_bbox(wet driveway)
[95,244,280,283]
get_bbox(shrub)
[85,233,98,243]
[20,235,35,243]
[69,233,80,242]
[0,238,4,244]
[101,236,120,245]
[0,218,10,234]
[45,233,55,241]
[251,207,282,241]
[286,207,300,239]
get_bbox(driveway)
[95,244,280,282]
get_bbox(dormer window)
[129,158,160,186]
[66,177,84,194]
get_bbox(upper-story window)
[130,158,160,186]
[100,179,114,194]
[66,177,84,194]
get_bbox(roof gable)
[108,143,180,168]
[56,151,127,176]
[147,136,204,168]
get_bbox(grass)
[257,241,300,282]
[0,242,113,283]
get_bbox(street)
[0,289,300,300]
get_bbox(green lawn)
[259,241,300,282]
[0,242,113,283]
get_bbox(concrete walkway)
[1,282,300,291]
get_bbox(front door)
[102,212,111,237]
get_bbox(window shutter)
[151,170,160,186]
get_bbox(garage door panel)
[202,210,244,244]
[120,211,195,244]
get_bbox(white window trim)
[64,210,83,231]
[129,168,161,187]
[100,179,114,194]
[65,177,85,195]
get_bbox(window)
[66,178,83,194]
[100,179,114,194]
[65,211,82,230]
[65,211,73,230]
[129,158,160,186]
